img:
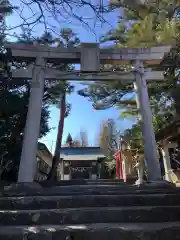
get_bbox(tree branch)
[8,0,112,37]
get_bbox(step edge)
[0,222,180,233]
[1,205,180,213]
[1,193,180,200]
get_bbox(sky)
[6,0,135,152]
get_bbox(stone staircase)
[0,180,180,239]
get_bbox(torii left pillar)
[18,56,45,182]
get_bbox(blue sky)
[7,0,135,152]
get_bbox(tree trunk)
[47,92,66,180]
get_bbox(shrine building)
[35,140,106,181]
[59,147,105,180]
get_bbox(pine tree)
[78,0,179,131]
[66,133,73,146]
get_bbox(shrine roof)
[60,147,105,161]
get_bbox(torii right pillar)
[133,60,162,181]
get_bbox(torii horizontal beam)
[5,43,171,66]
[12,68,164,82]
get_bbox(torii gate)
[6,43,170,182]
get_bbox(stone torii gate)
[6,43,170,182]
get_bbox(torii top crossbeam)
[5,43,171,69]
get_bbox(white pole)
[133,60,161,181]
[161,146,172,182]
[18,56,45,182]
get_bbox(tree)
[48,92,66,180]
[122,123,142,151]
[66,133,73,147]
[47,28,79,180]
[64,131,89,147]
[99,119,121,175]
[63,131,89,148]
[47,84,73,180]
[72,140,81,147]
[78,0,179,135]
[117,0,179,130]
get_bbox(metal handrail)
[171,152,180,169]
[172,157,180,167]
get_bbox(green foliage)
[99,119,120,174]
[123,123,142,151]
[120,109,137,118]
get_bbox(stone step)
[0,206,180,225]
[1,183,178,197]
[2,188,180,197]
[1,193,180,210]
[40,179,125,187]
[46,184,176,193]
[0,222,180,240]
[41,182,174,191]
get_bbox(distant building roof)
[38,142,52,155]
[37,142,52,166]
